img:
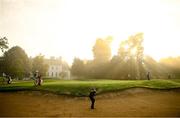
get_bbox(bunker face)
[0,88,180,117]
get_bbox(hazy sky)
[0,0,180,64]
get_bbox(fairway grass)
[0,79,180,96]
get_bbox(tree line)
[0,37,48,79]
[71,33,180,79]
[1,35,180,80]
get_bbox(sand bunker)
[0,88,180,117]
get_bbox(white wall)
[48,65,62,77]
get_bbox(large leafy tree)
[117,33,144,79]
[32,54,48,76]
[108,55,129,79]
[71,58,85,76]
[118,33,144,61]
[92,37,112,63]
[3,46,31,79]
[0,37,8,52]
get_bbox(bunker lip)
[0,87,180,97]
[0,88,180,117]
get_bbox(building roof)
[45,57,70,70]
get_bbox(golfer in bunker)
[89,88,96,109]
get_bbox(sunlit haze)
[1,0,180,64]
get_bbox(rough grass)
[0,78,180,96]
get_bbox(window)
[51,72,53,77]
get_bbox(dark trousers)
[90,98,95,109]
[38,79,41,86]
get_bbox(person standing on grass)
[147,72,150,80]
[168,74,171,79]
[89,88,96,109]
[33,71,39,86]
[7,75,12,84]
[38,74,42,86]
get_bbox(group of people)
[1,71,172,110]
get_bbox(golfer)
[89,88,96,109]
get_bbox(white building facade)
[48,65,62,77]
[46,57,70,79]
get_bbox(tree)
[160,56,180,78]
[3,46,31,79]
[107,55,130,79]
[92,37,112,63]
[71,58,85,76]
[32,54,48,76]
[117,33,144,79]
[0,37,9,75]
[0,37,8,52]
[0,56,4,76]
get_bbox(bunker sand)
[0,88,180,117]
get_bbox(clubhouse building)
[45,57,70,79]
